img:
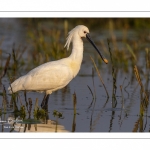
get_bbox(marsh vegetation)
[0,18,150,132]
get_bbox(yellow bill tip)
[104,58,108,64]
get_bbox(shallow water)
[0,18,150,132]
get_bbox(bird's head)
[64,25,108,64]
[64,25,89,50]
[77,25,90,38]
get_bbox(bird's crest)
[64,25,88,50]
[64,28,75,50]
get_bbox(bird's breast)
[69,61,81,77]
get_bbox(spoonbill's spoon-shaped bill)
[86,33,108,64]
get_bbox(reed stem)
[90,56,109,98]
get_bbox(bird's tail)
[8,76,24,94]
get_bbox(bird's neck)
[66,36,84,78]
[69,37,83,64]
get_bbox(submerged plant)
[90,56,109,98]
[134,65,149,104]
[53,110,63,132]
[33,107,46,120]
[13,105,26,120]
[87,68,97,109]
[72,92,77,132]
[72,92,77,115]
[107,39,117,108]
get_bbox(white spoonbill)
[8,25,108,109]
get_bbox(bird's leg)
[41,94,50,110]
[24,90,28,112]
[41,94,47,108]
[41,94,50,123]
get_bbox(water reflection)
[0,18,150,132]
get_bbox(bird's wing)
[22,62,73,91]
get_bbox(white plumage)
[8,25,107,107]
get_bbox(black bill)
[86,33,108,64]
